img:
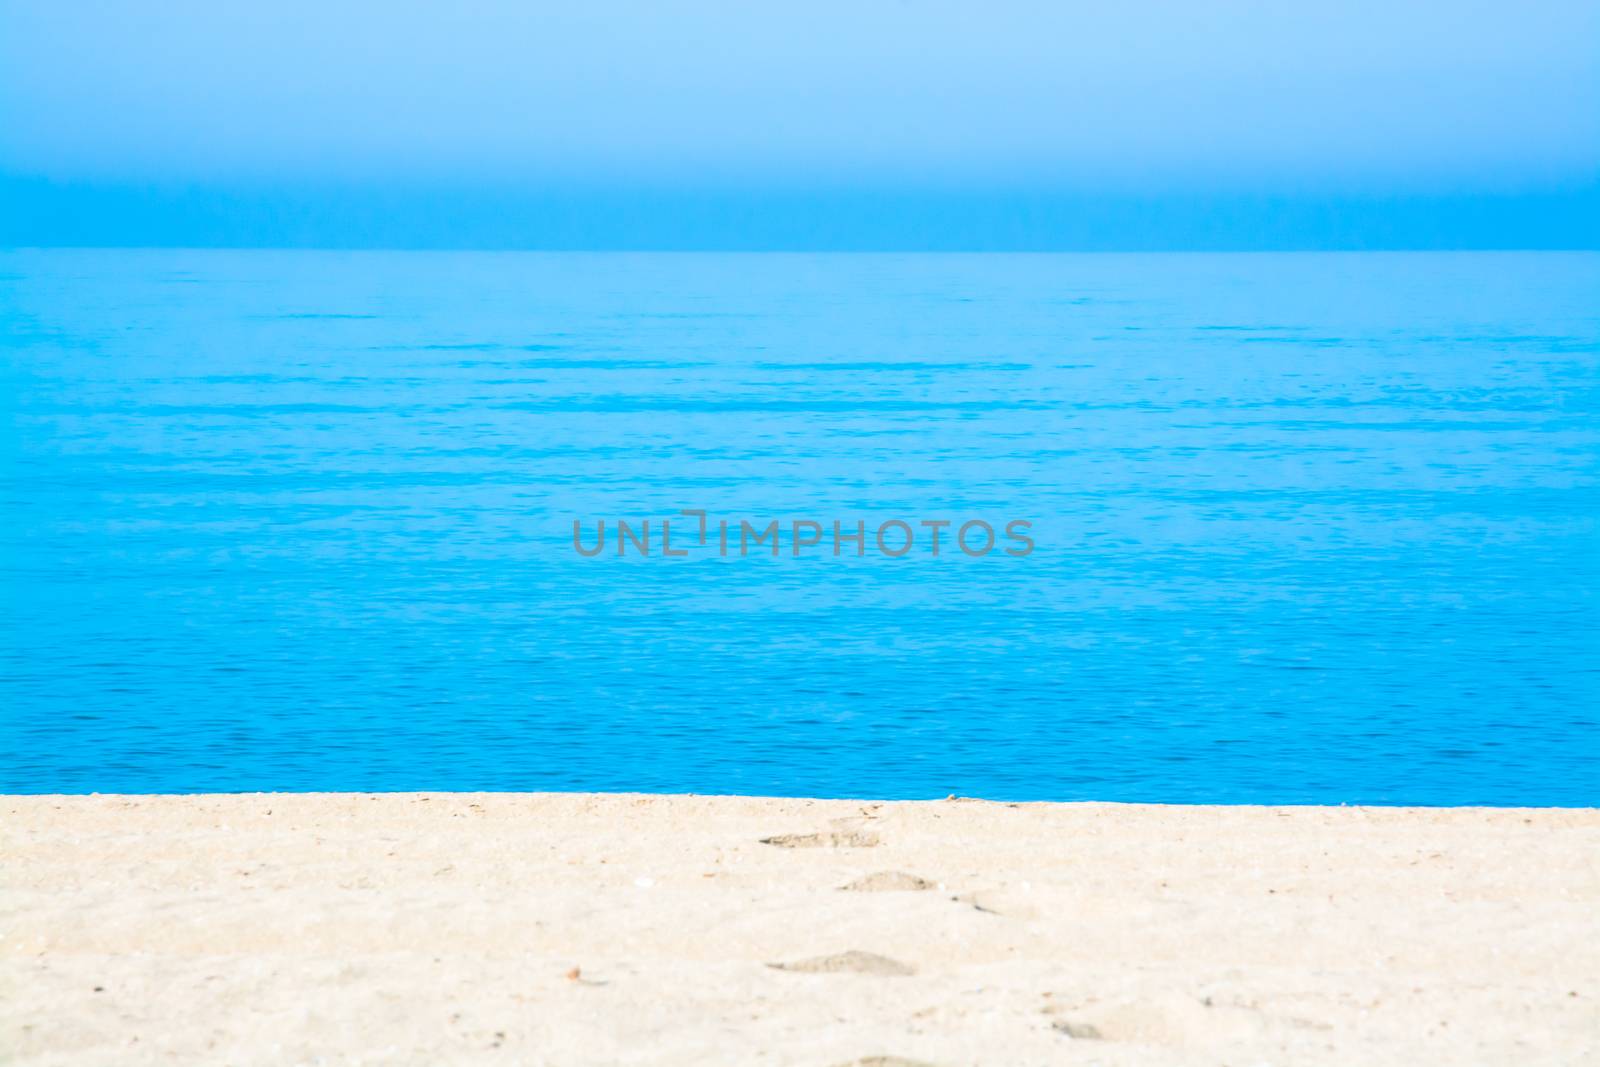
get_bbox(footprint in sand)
[760,830,880,848]
[839,871,934,892]
[768,950,916,977]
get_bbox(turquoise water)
[2,250,1596,803]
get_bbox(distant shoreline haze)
[3,179,1597,251]
[5,3,1595,249]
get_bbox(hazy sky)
[2,1,1596,247]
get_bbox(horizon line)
[6,245,1599,254]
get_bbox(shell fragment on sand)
[769,951,916,977]
[760,830,880,848]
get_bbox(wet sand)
[5,793,1597,1065]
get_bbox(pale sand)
[4,795,1597,1065]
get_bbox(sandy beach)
[4,794,1597,1065]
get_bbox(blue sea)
[2,250,1596,803]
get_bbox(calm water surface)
[2,250,1596,802]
